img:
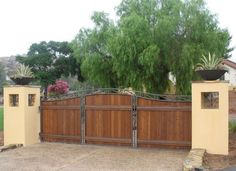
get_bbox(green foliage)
[229,120,236,134]
[72,12,118,88]
[10,64,34,78]
[72,0,232,94]
[196,53,224,70]
[17,41,84,98]
[0,107,3,131]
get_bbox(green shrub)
[229,120,236,134]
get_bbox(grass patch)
[0,107,3,131]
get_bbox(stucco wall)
[4,86,40,146]
[192,81,228,155]
[4,87,25,145]
[224,65,236,85]
[24,87,40,145]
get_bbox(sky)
[0,0,236,61]
[0,0,121,57]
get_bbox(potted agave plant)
[10,64,34,85]
[195,53,227,81]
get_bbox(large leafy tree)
[73,0,232,94]
[17,41,84,98]
[72,12,118,88]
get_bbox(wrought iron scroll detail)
[132,95,137,148]
[45,88,191,102]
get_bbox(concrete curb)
[0,144,23,152]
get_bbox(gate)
[40,89,192,148]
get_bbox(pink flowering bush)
[48,80,69,96]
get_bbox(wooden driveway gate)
[40,90,192,148]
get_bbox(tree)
[72,12,118,88]
[73,0,233,94]
[17,41,84,98]
[0,62,6,95]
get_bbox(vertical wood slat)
[131,95,137,148]
[80,95,85,144]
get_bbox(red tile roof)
[222,59,236,69]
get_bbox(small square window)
[9,94,19,107]
[28,94,36,106]
[201,92,219,109]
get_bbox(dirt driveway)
[0,143,188,171]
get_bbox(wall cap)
[192,80,229,84]
[4,85,41,88]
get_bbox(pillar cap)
[192,80,229,83]
[4,85,41,88]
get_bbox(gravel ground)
[204,133,236,170]
[0,143,188,171]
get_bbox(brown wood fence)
[229,90,236,115]
[40,93,191,148]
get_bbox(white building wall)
[224,65,236,85]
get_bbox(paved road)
[0,143,188,171]
[221,167,236,171]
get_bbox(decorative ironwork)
[201,92,219,109]
[9,94,19,106]
[28,94,36,106]
[44,88,191,102]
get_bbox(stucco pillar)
[192,81,228,155]
[4,85,40,146]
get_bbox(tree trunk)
[44,86,48,100]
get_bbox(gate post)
[80,95,85,144]
[192,81,228,155]
[4,85,41,146]
[131,95,137,148]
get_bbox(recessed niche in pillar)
[201,92,219,109]
[28,94,36,106]
[9,94,19,107]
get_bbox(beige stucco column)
[192,81,228,155]
[4,85,40,146]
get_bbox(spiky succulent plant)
[195,53,225,70]
[11,64,34,78]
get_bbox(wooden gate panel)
[41,97,81,143]
[85,94,131,106]
[85,94,132,146]
[137,97,191,148]
[86,110,131,145]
